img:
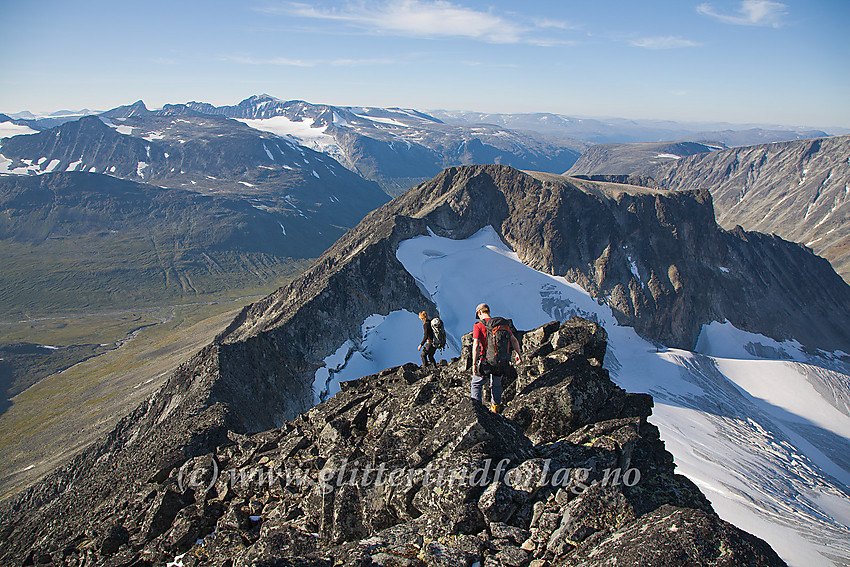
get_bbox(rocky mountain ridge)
[0,318,788,566]
[643,134,850,283]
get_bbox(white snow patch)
[239,181,255,187]
[0,122,38,138]
[143,131,165,141]
[355,114,408,128]
[262,143,275,161]
[67,158,83,172]
[278,222,286,236]
[718,266,731,273]
[655,153,681,159]
[239,117,338,154]
[114,125,133,135]
[332,112,350,127]
[44,159,61,173]
[312,170,320,179]
[313,311,440,404]
[136,161,148,178]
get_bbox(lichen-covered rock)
[559,504,787,567]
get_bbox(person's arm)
[472,337,480,374]
[419,321,428,350]
[510,333,522,364]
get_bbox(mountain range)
[430,110,832,146]
[566,140,725,177]
[1,165,848,566]
[0,103,391,316]
[2,95,850,566]
[184,95,585,195]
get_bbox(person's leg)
[470,373,486,403]
[490,373,503,406]
[427,346,437,366]
[420,349,429,367]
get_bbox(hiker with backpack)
[418,311,445,367]
[471,303,522,414]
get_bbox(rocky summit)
[0,318,786,566]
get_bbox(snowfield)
[0,122,38,139]
[237,116,339,155]
[313,226,850,567]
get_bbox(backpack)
[431,317,446,349]
[484,316,512,366]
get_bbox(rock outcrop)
[0,318,787,566]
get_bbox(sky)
[1,0,848,129]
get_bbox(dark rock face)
[0,318,786,566]
[562,504,786,567]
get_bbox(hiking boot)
[490,403,503,414]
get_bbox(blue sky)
[1,0,848,129]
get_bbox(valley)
[0,292,293,501]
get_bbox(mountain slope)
[0,318,791,567]
[646,135,850,282]
[0,172,319,316]
[186,95,584,194]
[1,165,847,566]
[567,140,724,176]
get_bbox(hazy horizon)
[1,0,848,130]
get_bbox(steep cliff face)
[646,135,850,282]
[0,319,788,567]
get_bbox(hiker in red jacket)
[471,303,521,414]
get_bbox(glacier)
[313,225,850,567]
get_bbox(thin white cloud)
[697,0,788,27]
[632,36,700,49]
[276,1,570,45]
[329,58,396,66]
[532,17,580,31]
[222,56,316,67]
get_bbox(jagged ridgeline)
[3,164,847,565]
[0,319,787,566]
